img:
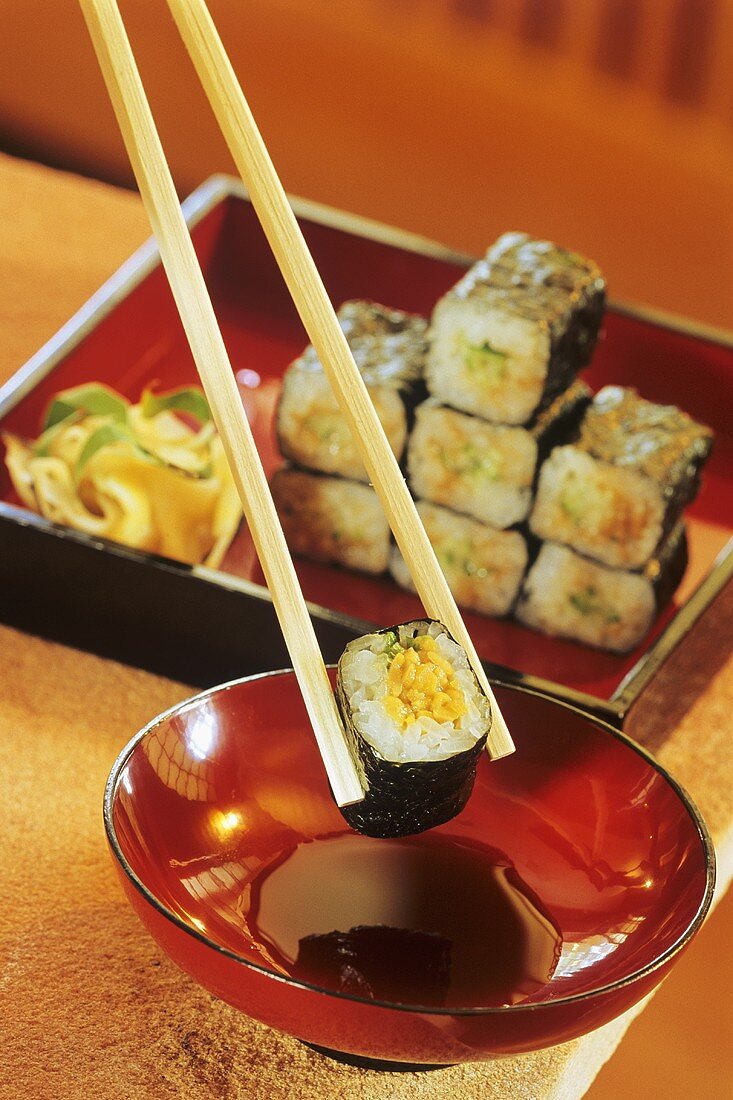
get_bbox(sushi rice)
[277,368,406,482]
[271,466,390,574]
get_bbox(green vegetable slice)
[440,444,502,481]
[141,386,211,423]
[569,586,621,623]
[74,423,214,483]
[462,340,508,381]
[43,384,129,430]
[560,485,586,523]
[306,413,341,443]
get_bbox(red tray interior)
[1,193,731,701]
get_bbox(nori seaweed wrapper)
[285,299,428,390]
[335,300,428,398]
[530,379,593,455]
[647,521,688,610]
[336,621,490,839]
[480,233,606,404]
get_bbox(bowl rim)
[103,669,716,1017]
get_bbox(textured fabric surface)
[0,154,731,1100]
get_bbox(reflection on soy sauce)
[242,832,562,1008]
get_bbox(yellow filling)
[383,635,467,728]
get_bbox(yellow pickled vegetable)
[2,382,242,567]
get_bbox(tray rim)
[1,172,731,724]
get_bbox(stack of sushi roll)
[392,232,605,616]
[270,235,713,655]
[519,387,713,651]
[271,300,428,573]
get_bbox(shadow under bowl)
[104,672,714,1066]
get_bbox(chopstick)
[78,0,363,807]
[164,0,516,761]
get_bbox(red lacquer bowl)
[104,672,714,1066]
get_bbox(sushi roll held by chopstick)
[336,620,492,838]
[426,233,605,425]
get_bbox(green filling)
[306,413,343,444]
[382,630,415,661]
[462,339,508,383]
[569,586,621,624]
[439,443,502,481]
[437,540,492,579]
[559,482,586,523]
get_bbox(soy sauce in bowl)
[239,832,562,1008]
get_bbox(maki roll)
[426,233,605,425]
[407,399,537,527]
[407,381,591,528]
[530,387,713,569]
[389,501,528,617]
[271,466,390,574]
[336,620,492,838]
[277,300,427,482]
[516,523,688,653]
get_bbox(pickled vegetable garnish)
[2,383,241,567]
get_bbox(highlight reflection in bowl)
[105,672,714,1065]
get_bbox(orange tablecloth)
[1,154,731,1100]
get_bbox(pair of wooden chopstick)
[79,0,515,806]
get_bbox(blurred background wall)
[0,0,731,329]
